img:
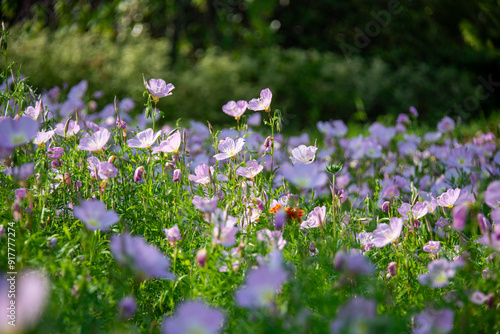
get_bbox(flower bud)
[134,166,145,182]
[388,262,397,276]
[173,169,181,182]
[196,248,207,268]
[381,201,390,213]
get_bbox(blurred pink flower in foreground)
[280,162,328,189]
[413,308,453,334]
[372,217,403,248]
[162,301,225,334]
[0,116,39,148]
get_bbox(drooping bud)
[196,248,207,268]
[388,262,397,276]
[173,169,182,182]
[134,166,145,182]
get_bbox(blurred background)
[1,0,500,131]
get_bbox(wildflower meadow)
[1,47,500,334]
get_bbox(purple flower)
[192,196,218,213]
[212,209,238,247]
[477,213,491,234]
[146,78,175,98]
[0,271,49,332]
[127,128,162,149]
[111,233,176,280]
[409,106,419,117]
[437,116,455,133]
[357,232,374,251]
[214,137,245,161]
[0,116,39,148]
[54,120,80,137]
[162,301,225,334]
[152,130,181,154]
[235,249,288,309]
[423,241,440,253]
[97,162,118,180]
[446,146,474,168]
[236,160,263,178]
[74,200,119,232]
[87,157,100,178]
[452,203,470,231]
[396,113,410,124]
[436,188,461,208]
[2,163,34,181]
[172,169,181,182]
[485,180,500,209]
[25,100,42,120]
[300,206,326,229]
[46,147,64,159]
[189,164,214,185]
[372,217,403,248]
[290,145,318,164]
[280,162,328,189]
[334,250,374,276]
[118,296,137,319]
[469,291,493,305]
[330,298,377,334]
[388,262,397,276]
[248,88,272,112]
[413,308,453,334]
[257,229,287,250]
[222,100,248,119]
[418,258,457,288]
[476,224,500,252]
[33,130,55,147]
[77,129,110,153]
[164,224,182,246]
[134,166,145,182]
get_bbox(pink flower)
[192,196,218,213]
[0,116,39,148]
[280,162,328,189]
[25,100,42,120]
[436,188,461,208]
[372,217,403,248]
[437,116,455,133]
[248,88,272,111]
[47,147,64,159]
[290,145,317,164]
[74,200,119,232]
[189,164,214,185]
[33,130,55,147]
[134,166,145,182]
[423,241,440,253]
[484,180,500,208]
[236,160,263,178]
[0,271,49,332]
[213,137,245,161]
[222,100,248,119]
[257,229,287,250]
[152,130,181,154]
[212,209,239,247]
[172,169,182,182]
[77,129,110,153]
[300,206,326,229]
[162,301,225,334]
[164,224,182,246]
[111,233,175,280]
[235,250,288,309]
[127,128,162,149]
[146,78,175,98]
[418,259,458,288]
[54,120,80,137]
[413,308,453,334]
[97,161,118,180]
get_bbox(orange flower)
[269,203,282,213]
[285,207,305,223]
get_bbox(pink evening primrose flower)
[164,224,182,247]
[212,209,239,247]
[437,116,455,133]
[436,188,461,208]
[111,233,176,280]
[33,130,55,148]
[214,137,245,161]
[77,129,111,153]
[127,128,162,149]
[74,200,119,232]
[300,206,327,229]
[97,161,118,180]
[290,145,318,165]
[413,308,454,334]
[54,120,80,137]
[192,196,219,213]
[484,180,500,209]
[189,164,214,185]
[372,217,404,248]
[0,116,39,148]
[162,301,225,334]
[423,241,441,253]
[235,249,288,309]
[248,88,272,112]
[222,100,248,119]
[25,100,42,120]
[236,160,264,178]
[146,78,175,98]
[152,130,181,154]
[280,162,328,189]
[418,258,458,288]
